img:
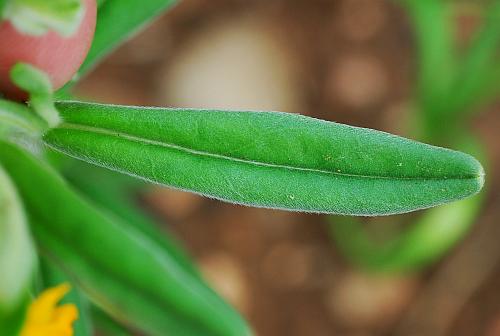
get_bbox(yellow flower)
[20,283,78,336]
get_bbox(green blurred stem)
[96,0,106,8]
[60,157,201,278]
[0,0,7,15]
[401,0,457,140]
[443,0,500,118]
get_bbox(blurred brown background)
[75,1,500,335]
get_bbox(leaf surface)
[44,101,485,216]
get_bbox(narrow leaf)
[78,0,177,76]
[61,158,200,277]
[445,0,500,117]
[0,0,7,14]
[400,0,457,139]
[44,101,485,216]
[328,134,489,272]
[92,307,131,336]
[0,140,252,336]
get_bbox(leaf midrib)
[49,123,481,182]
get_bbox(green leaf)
[328,134,488,273]
[78,0,177,76]
[0,0,7,14]
[0,140,252,336]
[0,296,28,336]
[44,101,485,216]
[96,0,106,8]
[0,162,35,335]
[92,307,131,336]
[62,158,200,277]
[2,0,84,37]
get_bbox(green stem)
[401,0,457,138]
[443,0,500,118]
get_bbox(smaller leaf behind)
[45,101,485,216]
[0,0,7,13]
[399,0,457,140]
[0,140,252,336]
[78,0,177,76]
[91,307,131,336]
[444,0,500,118]
[60,157,200,277]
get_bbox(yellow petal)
[20,283,78,336]
[25,283,71,324]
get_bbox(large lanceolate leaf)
[78,0,177,76]
[44,101,484,216]
[327,135,488,273]
[0,141,251,336]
